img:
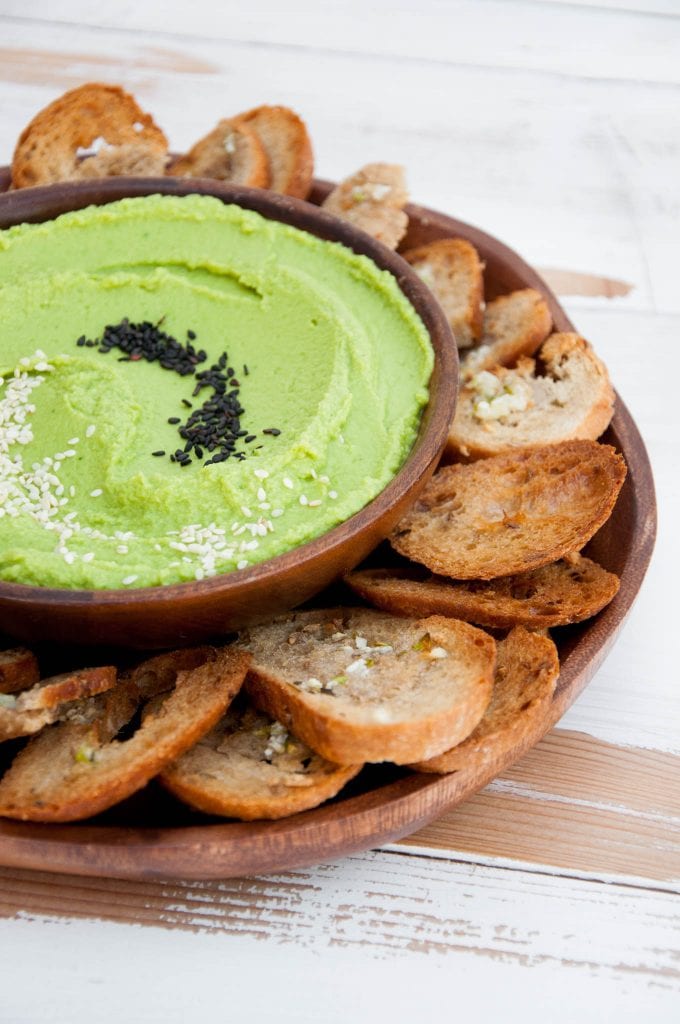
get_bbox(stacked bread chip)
[0,85,628,825]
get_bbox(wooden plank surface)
[0,2,678,1020]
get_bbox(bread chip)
[241,608,495,765]
[402,238,484,349]
[390,441,627,580]
[460,288,552,381]
[169,118,269,188]
[0,647,249,822]
[0,666,117,743]
[161,697,362,820]
[449,332,616,459]
[0,647,39,695]
[321,163,408,249]
[346,555,620,630]
[233,104,313,198]
[411,627,559,773]
[11,82,168,189]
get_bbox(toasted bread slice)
[390,441,627,580]
[161,697,362,820]
[0,666,117,743]
[346,554,620,630]
[460,288,552,381]
[169,118,269,188]
[411,627,559,773]
[449,332,616,459]
[0,647,249,822]
[233,104,313,198]
[11,82,168,189]
[321,163,409,250]
[0,648,39,695]
[402,238,484,349]
[241,608,495,765]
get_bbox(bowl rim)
[0,176,458,608]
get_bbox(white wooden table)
[0,3,678,1020]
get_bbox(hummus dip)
[0,194,433,589]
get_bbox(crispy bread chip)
[322,163,409,249]
[460,288,552,381]
[161,697,361,820]
[390,441,627,581]
[0,647,249,822]
[241,608,495,766]
[11,83,168,189]
[402,238,484,349]
[346,555,620,630]
[0,648,39,695]
[169,118,269,188]
[0,666,117,743]
[233,104,313,198]
[411,627,558,773]
[450,332,615,459]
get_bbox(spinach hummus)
[0,194,433,589]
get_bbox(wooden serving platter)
[0,178,656,880]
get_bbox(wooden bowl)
[0,177,656,880]
[0,176,458,649]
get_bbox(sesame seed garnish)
[308,499,322,508]
[86,424,96,437]
[257,487,267,502]
[271,509,284,518]
[82,552,95,562]
[299,494,308,506]
[152,450,165,457]
[283,477,294,489]
[329,490,338,500]
[254,469,269,480]
[90,488,103,497]
[237,559,249,570]
[68,437,80,445]
[122,575,138,585]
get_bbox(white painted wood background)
[0,2,678,1021]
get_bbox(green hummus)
[0,194,433,589]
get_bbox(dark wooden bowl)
[0,176,656,880]
[0,176,458,649]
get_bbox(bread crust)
[390,440,627,580]
[449,332,616,460]
[460,288,552,380]
[0,647,40,695]
[321,163,409,249]
[11,82,168,189]
[0,647,249,822]
[233,104,314,198]
[0,666,117,743]
[402,238,484,348]
[241,608,496,765]
[411,627,559,773]
[161,699,361,820]
[169,118,270,188]
[346,555,620,630]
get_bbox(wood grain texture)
[400,728,680,888]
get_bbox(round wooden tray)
[0,176,656,880]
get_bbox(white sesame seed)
[82,552,95,563]
[122,575,138,585]
[237,559,249,570]
[319,475,330,484]
[271,508,284,518]
[90,488,103,497]
[63,449,77,458]
[63,551,76,565]
[69,486,76,497]
[308,499,322,508]
[329,490,338,500]
[254,468,269,480]
[68,437,80,446]
[283,477,294,489]
[299,495,308,506]
[241,506,252,518]
[257,487,266,502]
[86,424,96,437]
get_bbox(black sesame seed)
[187,330,196,340]
[151,450,166,457]
[245,435,256,443]
[263,428,281,436]
[168,417,181,425]
[182,399,192,408]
